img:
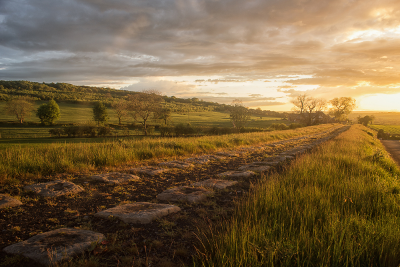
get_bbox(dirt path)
[381,140,400,166]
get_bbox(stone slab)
[129,166,168,176]
[158,161,194,169]
[217,170,256,179]
[185,155,225,164]
[157,186,212,203]
[95,202,181,224]
[24,180,84,197]
[0,194,22,209]
[3,228,105,266]
[89,172,140,184]
[237,164,271,172]
[191,179,238,190]
[215,152,240,157]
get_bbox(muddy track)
[0,125,349,267]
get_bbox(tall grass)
[0,124,339,182]
[196,125,400,267]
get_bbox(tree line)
[0,80,284,118]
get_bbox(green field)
[0,101,286,142]
[369,125,400,134]
[349,111,400,125]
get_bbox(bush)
[174,123,195,137]
[98,126,112,136]
[160,126,174,137]
[269,123,289,130]
[289,123,303,129]
[377,129,389,140]
[49,128,64,137]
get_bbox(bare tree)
[291,94,308,114]
[4,96,35,123]
[128,90,162,135]
[291,94,327,125]
[229,99,250,129]
[112,98,128,125]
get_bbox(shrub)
[289,123,303,129]
[49,128,64,137]
[270,123,289,130]
[160,126,174,137]
[174,123,195,137]
[98,126,112,136]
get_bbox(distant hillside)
[0,80,284,117]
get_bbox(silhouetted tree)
[229,99,250,129]
[358,115,375,126]
[329,97,356,122]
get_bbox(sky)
[1,0,400,111]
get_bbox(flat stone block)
[3,228,105,266]
[237,164,271,172]
[215,152,239,157]
[129,166,168,176]
[89,172,140,184]
[95,202,181,224]
[191,179,238,189]
[157,186,212,203]
[24,180,84,197]
[158,161,194,169]
[185,155,225,164]
[217,170,256,179]
[0,194,22,209]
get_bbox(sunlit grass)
[196,124,400,267]
[370,125,400,134]
[0,124,338,182]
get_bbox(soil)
[381,140,400,166]
[0,126,346,267]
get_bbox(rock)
[217,170,256,179]
[237,164,271,172]
[157,186,212,203]
[3,228,105,266]
[215,152,239,157]
[158,161,194,169]
[191,179,238,189]
[129,166,168,176]
[95,202,181,224]
[0,194,22,209]
[89,172,140,184]
[24,180,84,197]
[185,155,225,164]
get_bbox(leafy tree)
[93,101,108,125]
[229,99,250,129]
[128,90,162,135]
[329,97,356,122]
[358,115,375,126]
[111,99,128,125]
[36,99,61,125]
[4,96,35,123]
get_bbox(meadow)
[369,125,400,134]
[196,125,400,266]
[349,111,400,125]
[0,124,336,183]
[0,101,285,140]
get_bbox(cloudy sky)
[1,0,400,111]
